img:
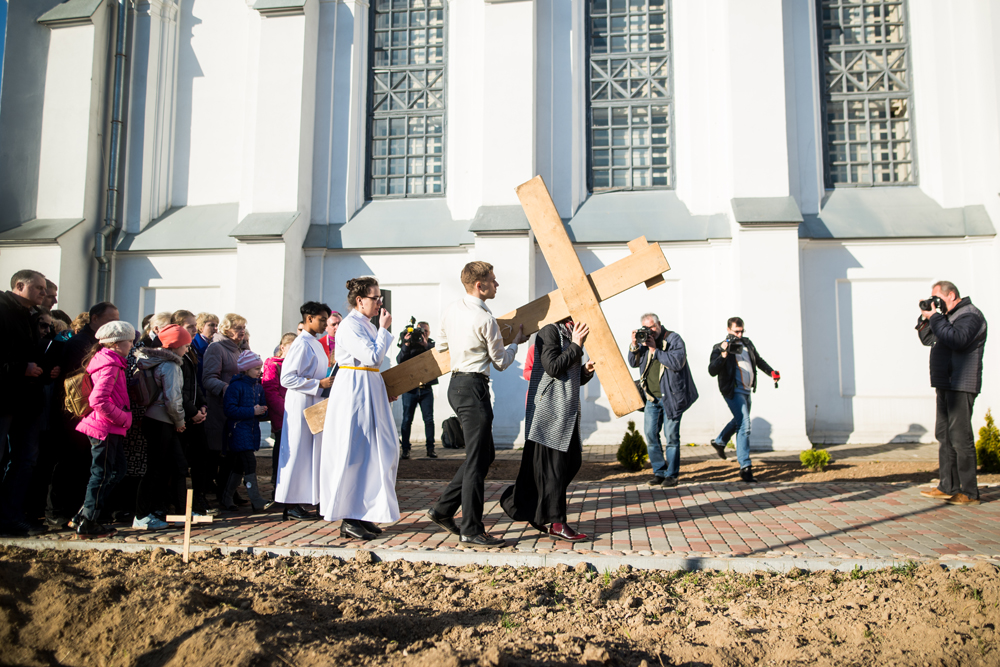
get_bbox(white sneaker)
[132,514,169,531]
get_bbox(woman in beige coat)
[202,313,248,501]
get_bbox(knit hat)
[236,350,263,372]
[158,323,192,349]
[96,320,136,345]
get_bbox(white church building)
[1,0,998,450]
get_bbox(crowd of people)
[0,264,986,543]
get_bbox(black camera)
[635,326,653,345]
[919,296,945,313]
[725,334,744,354]
[398,316,424,348]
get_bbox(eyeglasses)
[38,323,52,330]
[361,295,384,304]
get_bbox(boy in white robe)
[275,302,334,520]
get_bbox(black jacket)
[0,291,40,409]
[64,324,99,375]
[181,349,208,421]
[628,330,698,420]
[396,336,438,389]
[708,337,774,400]
[917,297,987,394]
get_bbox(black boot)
[739,465,756,483]
[222,473,241,511]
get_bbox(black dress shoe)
[426,508,460,535]
[647,476,665,486]
[460,533,506,547]
[283,505,314,521]
[400,450,410,460]
[426,451,437,459]
[710,440,728,460]
[340,520,376,541]
[529,521,548,534]
[549,523,589,542]
[739,465,757,483]
[662,476,678,487]
[359,520,383,535]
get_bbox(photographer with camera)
[396,320,438,459]
[916,281,988,506]
[708,317,778,483]
[628,313,698,487]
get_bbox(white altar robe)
[319,309,400,523]
[274,331,327,505]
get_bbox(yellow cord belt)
[340,366,380,372]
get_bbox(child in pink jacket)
[72,321,136,539]
[263,332,296,486]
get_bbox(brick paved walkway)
[9,479,1000,567]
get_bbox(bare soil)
[2,545,998,667]
[398,456,1000,486]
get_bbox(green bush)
[976,409,1000,473]
[800,448,832,472]
[617,421,648,471]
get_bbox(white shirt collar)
[463,293,490,314]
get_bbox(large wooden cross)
[304,176,669,434]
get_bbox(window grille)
[588,0,672,191]
[821,0,914,185]
[368,0,446,198]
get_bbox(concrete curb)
[3,537,992,574]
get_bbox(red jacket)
[262,356,287,431]
[76,348,132,440]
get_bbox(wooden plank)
[302,237,670,433]
[182,488,194,564]
[515,176,645,417]
[628,236,667,290]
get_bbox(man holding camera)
[628,313,698,487]
[916,281,988,506]
[396,321,437,459]
[708,317,778,483]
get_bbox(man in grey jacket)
[628,313,698,487]
[917,280,988,506]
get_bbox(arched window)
[368,0,446,198]
[821,0,915,185]
[588,0,672,191]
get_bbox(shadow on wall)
[750,417,772,451]
[170,2,202,207]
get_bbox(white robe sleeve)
[339,318,393,367]
[280,337,323,396]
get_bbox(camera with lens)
[398,316,425,348]
[635,326,653,346]
[919,296,945,313]
[725,334,744,355]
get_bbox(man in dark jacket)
[628,313,698,487]
[707,317,778,483]
[0,269,48,535]
[64,302,120,374]
[917,281,987,506]
[396,321,438,459]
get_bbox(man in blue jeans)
[628,313,698,487]
[708,317,779,483]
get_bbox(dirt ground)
[2,545,998,667]
[398,456,1000,486]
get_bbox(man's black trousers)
[433,373,494,536]
[935,388,978,499]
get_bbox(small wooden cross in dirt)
[304,176,670,433]
[165,489,213,564]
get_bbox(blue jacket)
[223,373,267,452]
[191,333,211,385]
[628,330,698,420]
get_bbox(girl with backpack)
[222,351,268,511]
[133,324,192,529]
[72,321,136,538]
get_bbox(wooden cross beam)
[303,177,670,433]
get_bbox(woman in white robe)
[276,302,334,520]
[320,277,399,540]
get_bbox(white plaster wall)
[445,0,485,220]
[111,251,238,329]
[171,0,250,207]
[801,238,998,444]
[0,246,63,288]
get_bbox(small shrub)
[617,420,648,471]
[976,409,1000,473]
[800,448,832,472]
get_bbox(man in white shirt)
[427,261,529,547]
